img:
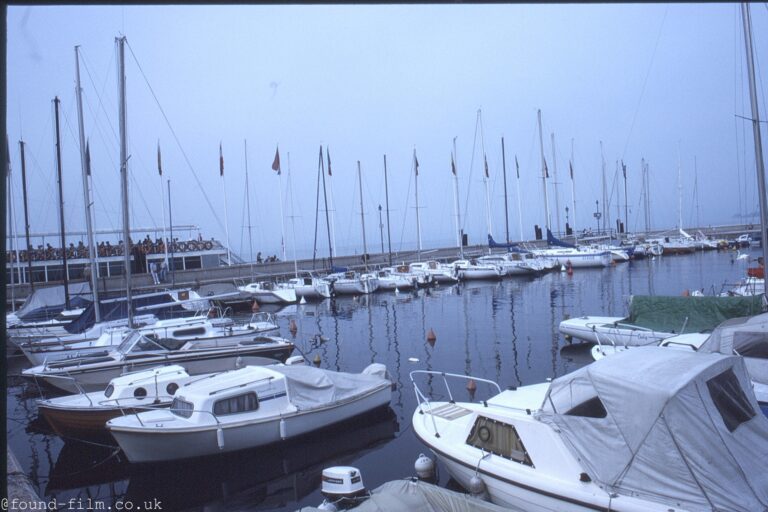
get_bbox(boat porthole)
[166,382,179,395]
[134,387,148,399]
[478,425,492,442]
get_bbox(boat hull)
[559,316,673,347]
[108,386,391,462]
[38,404,156,439]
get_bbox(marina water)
[6,248,758,511]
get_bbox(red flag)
[219,143,224,176]
[327,147,332,176]
[515,155,520,179]
[271,146,281,175]
[451,154,456,176]
[483,154,489,178]
[157,142,162,176]
[414,151,419,176]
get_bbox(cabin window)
[133,387,147,399]
[166,382,179,395]
[213,392,259,416]
[466,416,533,466]
[172,327,207,337]
[707,368,755,432]
[104,385,115,398]
[170,397,194,418]
[732,332,768,359]
[564,396,608,419]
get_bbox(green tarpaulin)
[624,295,764,334]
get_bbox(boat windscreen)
[117,332,168,354]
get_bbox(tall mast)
[413,148,422,260]
[244,140,254,273]
[452,137,463,257]
[53,96,71,310]
[677,143,683,233]
[287,152,298,277]
[537,109,550,232]
[478,111,493,240]
[551,132,561,235]
[320,146,334,268]
[569,138,577,234]
[157,142,169,268]
[622,160,628,236]
[75,46,101,320]
[501,137,510,243]
[694,156,700,228]
[273,145,287,262]
[741,2,768,278]
[116,36,132,327]
[219,143,232,265]
[600,141,607,236]
[6,136,17,309]
[641,158,650,233]
[383,154,392,266]
[615,160,621,235]
[19,140,34,290]
[515,155,524,241]
[168,179,175,286]
[357,160,368,270]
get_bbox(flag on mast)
[86,140,92,176]
[515,155,520,179]
[414,151,419,176]
[272,146,281,175]
[569,160,573,180]
[484,154,489,178]
[219,143,224,176]
[451,154,457,175]
[157,142,162,176]
[327,147,332,176]
[544,159,549,178]
[622,161,627,179]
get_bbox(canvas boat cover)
[14,282,92,321]
[698,313,768,391]
[300,479,515,512]
[620,295,763,334]
[537,347,768,511]
[272,364,389,411]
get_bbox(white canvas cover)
[299,479,516,512]
[537,347,768,511]
[272,364,390,411]
[699,313,768,388]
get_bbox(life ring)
[203,241,213,250]
[177,241,188,252]
[478,425,492,443]
[187,241,200,252]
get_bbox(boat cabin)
[104,365,190,403]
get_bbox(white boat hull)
[559,316,673,347]
[108,385,391,462]
[534,250,612,268]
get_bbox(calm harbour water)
[5,248,759,511]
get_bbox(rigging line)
[621,4,669,160]
[462,112,480,233]
[80,49,119,145]
[399,155,414,253]
[124,39,226,234]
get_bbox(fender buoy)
[204,241,213,250]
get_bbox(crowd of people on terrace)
[5,234,217,262]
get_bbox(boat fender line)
[279,417,287,440]
[216,427,225,449]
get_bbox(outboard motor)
[319,466,368,509]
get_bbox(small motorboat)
[23,330,295,393]
[107,362,392,462]
[412,347,768,511]
[283,273,332,300]
[477,254,537,276]
[375,268,416,291]
[452,259,503,281]
[324,271,379,295]
[409,261,457,284]
[237,281,297,304]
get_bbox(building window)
[184,256,202,270]
[707,368,755,432]
[466,416,533,466]
[213,392,259,416]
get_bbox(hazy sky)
[6,4,768,261]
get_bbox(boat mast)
[694,156,700,228]
[741,2,768,279]
[219,143,232,265]
[677,143,683,233]
[514,155,524,241]
[19,140,34,290]
[75,46,101,321]
[168,179,175,286]
[383,154,392,266]
[116,37,132,326]
[537,109,550,232]
[273,145,287,262]
[312,146,321,268]
[478,111,493,241]
[287,152,298,278]
[244,140,254,273]
[357,161,368,270]
[320,146,334,268]
[53,96,71,310]
[600,141,607,236]
[413,148,422,260]
[570,138,577,234]
[550,132,561,235]
[501,137,510,243]
[6,135,17,309]
[157,142,169,269]
[622,160,628,236]
[452,137,463,257]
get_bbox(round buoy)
[414,453,435,481]
[251,300,260,312]
[289,319,298,335]
[566,260,573,276]
[682,289,690,297]
[426,328,437,346]
[468,475,486,498]
[313,354,322,366]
